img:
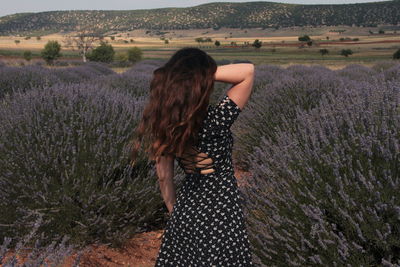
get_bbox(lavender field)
[0,60,399,266]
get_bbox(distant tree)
[195,37,204,44]
[23,50,33,61]
[110,36,115,41]
[63,29,103,62]
[214,40,220,47]
[130,39,134,43]
[298,35,311,42]
[231,41,237,46]
[41,40,62,65]
[114,52,129,63]
[164,39,169,44]
[24,36,31,40]
[326,36,330,40]
[252,39,262,49]
[127,47,143,63]
[87,42,115,63]
[319,48,329,56]
[340,49,353,57]
[205,37,212,42]
[14,40,20,45]
[393,48,400,59]
[307,40,313,46]
[36,36,41,40]
[379,29,385,34]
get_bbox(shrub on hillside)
[127,47,143,63]
[340,49,353,57]
[0,83,173,249]
[393,48,400,59]
[87,42,115,63]
[41,41,62,65]
[23,50,32,61]
[242,76,400,265]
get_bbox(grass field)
[0,25,399,69]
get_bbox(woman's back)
[155,63,255,267]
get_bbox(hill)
[0,1,399,35]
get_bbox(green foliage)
[23,50,32,61]
[393,48,400,59]
[114,51,129,62]
[341,49,353,57]
[0,2,399,35]
[164,39,169,44]
[298,35,311,42]
[214,40,220,47]
[127,47,143,63]
[87,42,115,63]
[252,39,262,49]
[41,40,62,65]
[14,40,20,44]
[0,83,170,249]
[319,48,329,56]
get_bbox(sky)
[0,0,391,17]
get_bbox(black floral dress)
[154,94,254,267]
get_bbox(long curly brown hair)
[129,47,217,166]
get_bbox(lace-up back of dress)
[176,146,215,175]
[175,94,242,176]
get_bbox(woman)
[130,47,255,266]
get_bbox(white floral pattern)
[155,94,253,267]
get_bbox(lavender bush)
[0,62,115,99]
[93,60,163,97]
[1,213,84,267]
[241,74,400,265]
[234,65,342,169]
[0,83,174,248]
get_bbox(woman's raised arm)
[214,63,255,111]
